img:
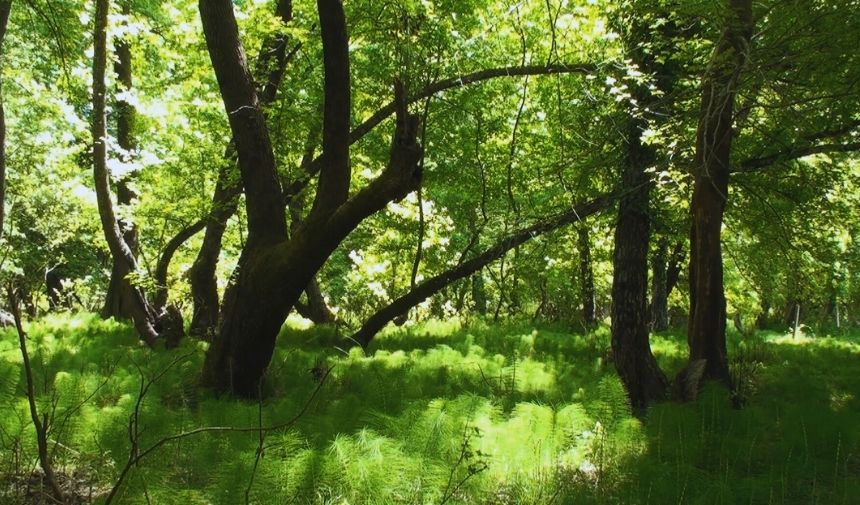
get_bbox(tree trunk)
[577,225,596,328]
[152,218,206,309]
[92,0,165,347]
[755,298,770,329]
[650,236,669,331]
[296,277,336,324]
[684,0,753,387]
[351,192,615,347]
[665,239,685,298]
[0,0,10,243]
[609,5,686,409]
[102,0,140,320]
[610,119,668,410]
[472,274,487,315]
[188,166,241,338]
[187,0,297,336]
[199,0,422,396]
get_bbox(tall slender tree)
[102,0,139,320]
[0,0,11,242]
[92,0,180,347]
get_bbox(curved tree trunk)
[152,218,206,309]
[92,0,165,347]
[684,0,753,388]
[187,0,297,337]
[198,0,423,396]
[102,0,141,320]
[188,167,240,338]
[351,192,615,347]
[197,0,599,396]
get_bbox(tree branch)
[307,0,351,223]
[351,189,621,347]
[737,141,860,173]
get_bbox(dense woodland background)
[0,0,858,503]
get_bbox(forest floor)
[0,314,858,504]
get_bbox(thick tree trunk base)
[101,262,138,320]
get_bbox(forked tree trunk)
[187,0,298,336]
[611,119,668,410]
[684,0,753,387]
[102,0,139,320]
[577,225,596,328]
[196,0,598,396]
[198,0,422,395]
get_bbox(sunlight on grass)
[0,315,858,504]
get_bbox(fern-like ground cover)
[0,314,857,504]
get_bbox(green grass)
[0,314,857,504]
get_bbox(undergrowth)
[0,314,857,503]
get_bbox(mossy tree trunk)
[188,0,296,337]
[102,0,140,320]
[92,0,176,347]
[198,0,422,395]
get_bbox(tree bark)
[92,0,164,347]
[609,5,685,409]
[650,236,669,331]
[611,119,668,410]
[0,0,10,243]
[152,218,206,309]
[295,277,336,324]
[187,0,296,336]
[199,0,422,395]
[577,225,596,328]
[188,166,241,338]
[472,274,487,315]
[685,0,753,387]
[665,239,684,298]
[102,0,140,320]
[351,192,616,347]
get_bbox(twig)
[8,283,66,503]
[104,365,333,504]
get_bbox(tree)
[91,0,181,348]
[102,0,140,320]
[684,0,753,387]
[609,1,684,409]
[197,0,422,395]
[577,225,596,328]
[0,0,10,242]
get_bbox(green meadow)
[1,315,857,504]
